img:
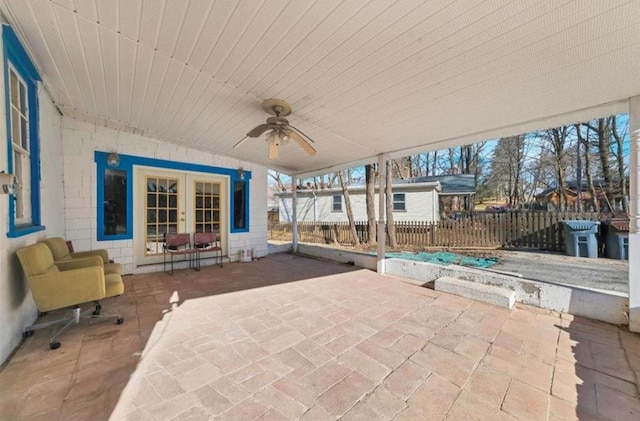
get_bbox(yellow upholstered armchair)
[16,243,124,350]
[40,237,122,275]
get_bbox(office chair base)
[23,305,124,350]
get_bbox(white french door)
[134,168,227,266]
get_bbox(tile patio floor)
[0,253,639,420]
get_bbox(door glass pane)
[145,176,179,255]
[103,169,127,236]
[193,180,220,235]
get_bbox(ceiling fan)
[234,99,317,159]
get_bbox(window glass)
[103,169,128,236]
[233,181,246,230]
[9,67,32,224]
[393,193,406,211]
[332,195,342,212]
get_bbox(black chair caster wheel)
[22,330,34,339]
[92,310,101,316]
[50,342,61,350]
[116,317,124,325]
[95,304,102,311]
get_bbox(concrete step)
[434,276,516,309]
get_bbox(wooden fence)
[268,212,603,251]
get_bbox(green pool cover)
[385,251,498,268]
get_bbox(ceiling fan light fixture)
[236,98,316,159]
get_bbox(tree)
[365,164,376,245]
[611,115,628,213]
[268,171,288,192]
[577,123,600,212]
[338,171,359,245]
[540,126,572,211]
[488,135,528,207]
[385,160,397,248]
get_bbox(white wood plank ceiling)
[3,0,640,175]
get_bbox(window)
[393,193,406,211]
[4,25,43,237]
[233,180,247,230]
[332,195,342,212]
[103,169,128,236]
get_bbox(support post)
[629,96,640,332]
[377,155,386,274]
[292,176,298,253]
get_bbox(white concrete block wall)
[60,117,268,274]
[0,83,64,365]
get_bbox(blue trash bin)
[563,220,599,258]
[605,218,629,260]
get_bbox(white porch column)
[377,154,386,274]
[629,96,640,332]
[292,176,299,253]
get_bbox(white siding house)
[277,182,441,223]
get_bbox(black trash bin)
[604,218,629,260]
[563,220,599,258]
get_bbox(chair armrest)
[28,267,106,311]
[71,249,110,263]
[56,255,104,271]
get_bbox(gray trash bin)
[605,218,629,260]
[563,220,599,258]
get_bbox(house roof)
[403,175,476,195]
[534,179,626,199]
[3,1,639,176]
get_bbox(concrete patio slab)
[0,253,638,420]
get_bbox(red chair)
[194,231,223,269]
[163,233,198,274]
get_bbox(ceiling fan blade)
[288,129,317,156]
[247,123,271,137]
[268,141,279,159]
[289,125,315,143]
[233,136,249,149]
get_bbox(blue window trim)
[3,25,44,238]
[95,151,251,241]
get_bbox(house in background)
[534,179,629,212]
[275,175,477,223]
[407,174,477,214]
[277,180,440,223]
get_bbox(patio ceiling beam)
[629,95,640,333]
